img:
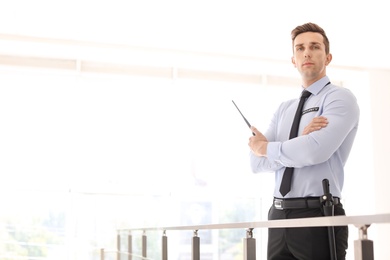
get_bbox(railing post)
[100,248,104,260]
[243,228,256,260]
[192,230,200,260]
[128,231,132,260]
[162,230,168,260]
[142,230,147,259]
[354,225,374,260]
[117,233,120,260]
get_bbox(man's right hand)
[248,126,268,157]
[302,116,328,135]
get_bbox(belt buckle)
[274,199,283,210]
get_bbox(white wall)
[369,69,390,258]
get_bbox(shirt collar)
[302,76,330,96]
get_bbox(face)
[291,32,332,87]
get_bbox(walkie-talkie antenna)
[232,100,255,136]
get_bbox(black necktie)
[279,90,312,197]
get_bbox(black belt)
[273,197,340,210]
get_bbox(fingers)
[315,116,328,122]
[310,116,328,127]
[248,127,268,156]
[250,126,260,134]
[302,116,328,135]
[314,116,328,127]
[249,126,258,144]
[249,126,267,143]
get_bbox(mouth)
[302,61,314,66]
[303,63,314,67]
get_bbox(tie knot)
[301,90,311,99]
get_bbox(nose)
[304,50,311,58]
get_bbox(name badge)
[302,107,319,115]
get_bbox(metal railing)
[101,213,390,260]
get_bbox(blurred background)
[0,0,389,259]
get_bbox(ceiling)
[0,0,389,70]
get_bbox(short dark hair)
[291,23,330,54]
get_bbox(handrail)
[106,213,390,260]
[118,213,390,231]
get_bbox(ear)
[325,53,332,66]
[291,56,296,67]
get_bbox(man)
[248,22,360,260]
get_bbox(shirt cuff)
[266,141,281,164]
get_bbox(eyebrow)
[295,42,322,48]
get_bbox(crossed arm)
[248,116,328,157]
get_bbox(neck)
[302,74,327,88]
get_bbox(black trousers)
[267,203,348,260]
